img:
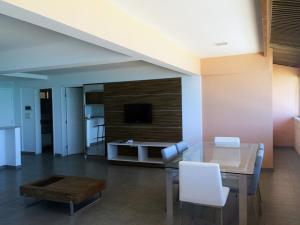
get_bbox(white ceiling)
[0,14,62,51]
[111,0,263,58]
[30,61,143,76]
[0,14,137,75]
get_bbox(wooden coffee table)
[20,175,106,215]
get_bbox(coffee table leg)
[69,201,74,216]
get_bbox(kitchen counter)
[0,126,21,167]
[0,125,20,130]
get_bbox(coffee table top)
[20,175,106,203]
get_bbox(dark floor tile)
[0,148,300,225]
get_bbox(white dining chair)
[161,145,178,162]
[214,136,240,147]
[231,144,265,221]
[179,161,230,225]
[175,141,188,154]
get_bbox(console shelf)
[107,141,174,164]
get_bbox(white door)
[66,87,84,155]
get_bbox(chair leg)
[175,185,179,202]
[234,192,238,224]
[180,202,183,225]
[258,184,262,202]
[257,186,263,216]
[220,208,223,225]
[252,196,259,223]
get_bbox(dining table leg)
[166,168,175,225]
[239,174,248,225]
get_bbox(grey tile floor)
[0,148,299,225]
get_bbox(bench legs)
[24,196,42,208]
[69,191,102,216]
[23,191,102,216]
[69,201,74,216]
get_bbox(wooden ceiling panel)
[271,0,300,67]
[273,51,300,67]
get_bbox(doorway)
[40,89,53,154]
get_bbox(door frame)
[38,88,55,155]
[63,87,84,156]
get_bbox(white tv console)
[107,141,174,164]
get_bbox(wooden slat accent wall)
[104,78,182,142]
[271,0,300,67]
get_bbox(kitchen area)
[84,84,105,157]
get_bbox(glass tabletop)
[165,142,259,175]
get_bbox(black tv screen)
[124,104,152,123]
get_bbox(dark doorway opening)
[40,89,53,153]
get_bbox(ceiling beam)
[261,0,272,57]
[0,57,138,74]
[0,0,200,76]
[0,72,48,80]
[0,37,137,74]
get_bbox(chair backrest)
[259,143,264,150]
[214,136,240,147]
[248,145,264,195]
[179,161,227,207]
[161,145,178,162]
[175,141,188,154]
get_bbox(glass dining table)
[164,142,259,225]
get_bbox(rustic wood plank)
[271,0,300,67]
[261,0,272,57]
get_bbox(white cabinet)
[107,141,174,164]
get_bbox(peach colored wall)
[201,53,273,168]
[273,64,299,147]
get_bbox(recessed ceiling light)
[215,42,228,46]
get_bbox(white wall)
[12,62,203,155]
[181,76,203,145]
[0,130,5,165]
[20,87,41,153]
[0,87,14,126]
[0,82,15,126]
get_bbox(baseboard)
[109,160,164,168]
[273,146,294,150]
[262,168,274,172]
[22,152,36,155]
[0,165,22,170]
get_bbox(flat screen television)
[124,104,152,123]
